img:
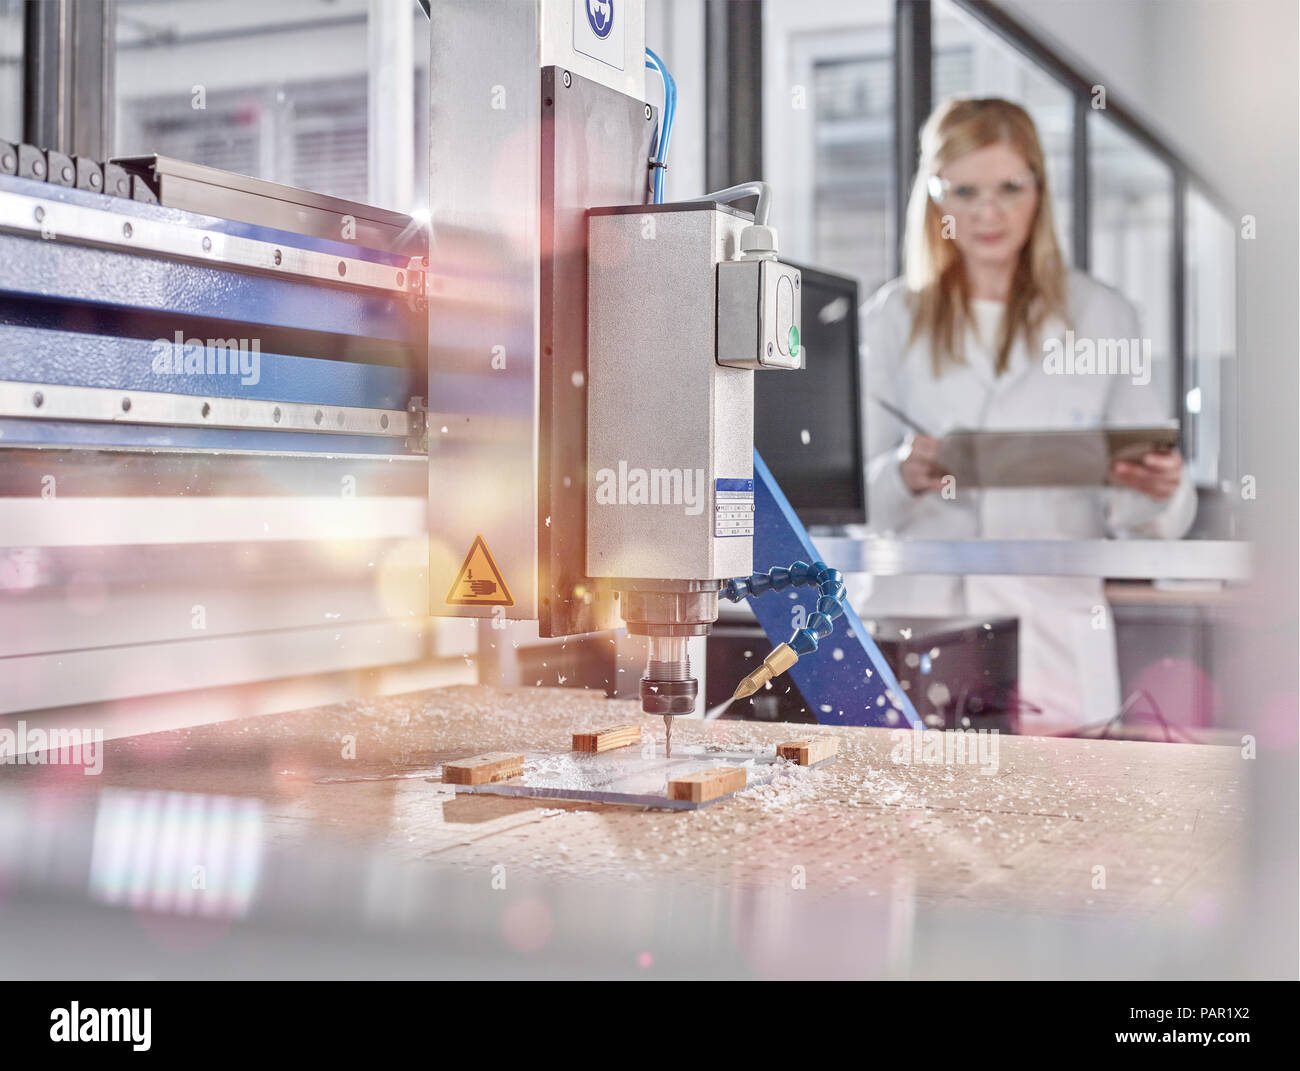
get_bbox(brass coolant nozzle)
[732,643,800,700]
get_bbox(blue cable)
[644,47,676,204]
[722,561,849,657]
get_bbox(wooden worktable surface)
[73,685,1247,916]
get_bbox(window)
[0,0,22,141]
[1184,188,1236,488]
[121,77,370,204]
[114,0,429,212]
[1089,114,1176,417]
[810,53,895,294]
[747,0,1237,495]
[932,0,1075,261]
[763,0,896,298]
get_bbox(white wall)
[997,0,1296,215]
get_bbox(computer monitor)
[753,262,866,526]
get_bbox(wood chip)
[572,723,642,753]
[442,752,525,786]
[776,736,840,766]
[667,765,747,803]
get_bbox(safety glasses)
[927,172,1038,211]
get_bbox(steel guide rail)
[0,380,420,438]
[0,188,426,300]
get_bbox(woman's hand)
[900,434,948,495]
[1110,449,1184,500]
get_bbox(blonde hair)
[903,97,1068,377]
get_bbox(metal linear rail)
[110,155,419,251]
[0,380,420,438]
[0,188,425,299]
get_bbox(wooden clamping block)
[572,724,642,753]
[776,736,839,766]
[442,752,525,786]
[667,766,747,803]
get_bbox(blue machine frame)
[0,174,424,454]
[750,449,921,728]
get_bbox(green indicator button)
[787,324,800,358]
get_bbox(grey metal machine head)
[426,0,801,732]
[587,202,801,722]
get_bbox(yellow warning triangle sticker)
[445,534,514,607]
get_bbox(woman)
[859,97,1196,734]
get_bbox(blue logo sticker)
[586,0,614,40]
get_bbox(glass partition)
[1089,113,1176,417]
[763,0,896,298]
[0,0,22,142]
[932,0,1075,261]
[1184,186,1237,488]
[114,0,429,211]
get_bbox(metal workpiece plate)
[440,744,834,810]
[0,187,421,298]
[538,65,657,638]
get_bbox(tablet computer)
[936,422,1180,488]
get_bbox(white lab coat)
[857,269,1197,734]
